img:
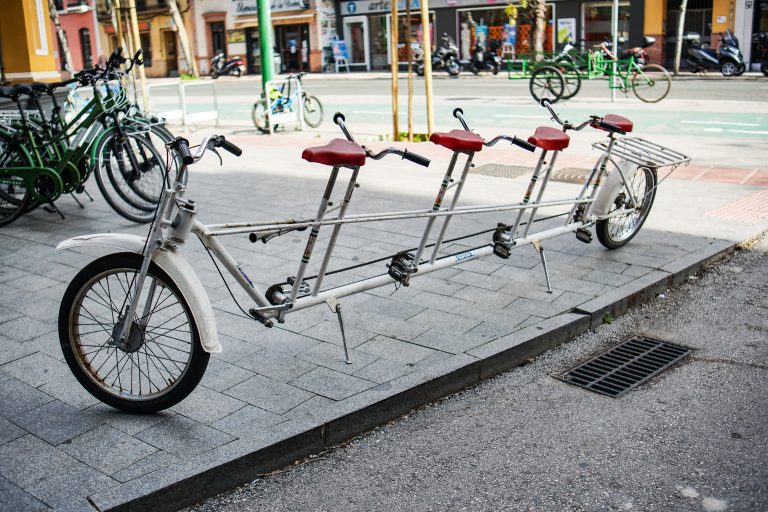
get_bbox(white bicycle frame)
[60,108,689,359]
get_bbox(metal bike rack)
[146,81,219,131]
[265,77,304,135]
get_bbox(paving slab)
[0,134,765,511]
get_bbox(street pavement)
[0,77,766,510]
[182,233,768,512]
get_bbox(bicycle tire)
[302,94,324,128]
[94,131,165,223]
[558,62,582,100]
[529,66,565,104]
[59,253,209,413]
[252,99,270,134]
[631,64,671,103]
[595,166,657,249]
[0,133,34,226]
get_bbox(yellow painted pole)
[125,0,149,112]
[420,0,434,135]
[390,0,399,140]
[406,0,413,142]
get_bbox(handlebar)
[453,108,470,131]
[591,118,626,135]
[365,147,430,167]
[484,135,536,152]
[539,98,625,134]
[333,112,355,142]
[169,135,244,167]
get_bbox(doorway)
[162,30,178,77]
[275,24,309,72]
[343,16,370,70]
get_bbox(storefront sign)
[232,0,309,16]
[332,40,349,60]
[227,29,246,43]
[557,18,575,45]
[340,0,420,15]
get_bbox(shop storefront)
[231,0,330,73]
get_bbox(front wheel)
[631,64,671,103]
[59,253,209,413]
[595,166,657,249]
[762,62,768,76]
[529,66,565,103]
[734,63,746,76]
[251,99,270,134]
[720,61,737,76]
[447,59,461,76]
[302,94,324,128]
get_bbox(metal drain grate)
[557,335,692,397]
[471,163,533,179]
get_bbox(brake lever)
[210,147,223,166]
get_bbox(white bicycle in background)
[57,101,690,413]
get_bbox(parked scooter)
[415,34,462,76]
[683,30,745,76]
[753,32,768,76]
[470,39,501,75]
[210,51,245,79]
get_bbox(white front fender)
[57,233,221,354]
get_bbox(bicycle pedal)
[286,276,310,295]
[493,241,513,259]
[576,228,592,244]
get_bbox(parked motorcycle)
[210,51,245,79]
[683,30,745,76]
[470,39,501,75]
[415,34,462,76]
[753,32,768,76]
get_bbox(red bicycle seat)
[302,139,367,167]
[595,114,634,133]
[527,126,570,151]
[429,130,484,153]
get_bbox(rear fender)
[56,233,221,353]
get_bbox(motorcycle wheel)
[471,64,480,76]
[211,71,220,79]
[234,68,242,78]
[416,64,425,76]
[734,63,746,76]
[720,61,737,76]
[447,60,461,76]
[492,64,499,76]
[762,63,768,76]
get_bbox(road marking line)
[727,129,768,135]
[681,120,760,127]
[739,169,759,185]
[691,165,713,181]
[703,127,725,132]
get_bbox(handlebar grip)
[452,107,464,118]
[172,137,194,165]
[217,136,243,157]
[333,112,345,125]
[598,119,625,134]
[540,98,551,107]
[401,149,431,168]
[514,136,537,152]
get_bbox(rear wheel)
[302,94,324,128]
[734,63,746,76]
[529,66,565,103]
[0,134,33,227]
[762,62,768,76]
[558,62,582,100]
[596,166,657,249]
[59,253,209,413]
[631,64,671,103]
[447,59,461,76]
[251,99,270,134]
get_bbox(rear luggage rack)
[592,137,691,184]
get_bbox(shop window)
[140,32,152,67]
[397,12,435,62]
[79,28,93,68]
[458,6,552,59]
[210,22,226,57]
[583,2,630,49]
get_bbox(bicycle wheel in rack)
[631,64,671,103]
[0,134,33,226]
[251,99,270,134]
[59,253,209,413]
[302,94,324,128]
[94,131,166,223]
[529,66,565,104]
[558,62,582,100]
[595,165,657,249]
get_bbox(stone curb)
[89,238,737,512]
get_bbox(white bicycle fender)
[56,234,221,354]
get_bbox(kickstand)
[80,187,94,202]
[531,240,552,293]
[326,297,351,364]
[43,200,65,220]
[70,193,84,209]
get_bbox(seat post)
[313,167,360,295]
[412,151,459,267]
[428,151,475,264]
[509,149,548,238]
[289,166,341,302]
[523,149,559,238]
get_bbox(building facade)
[50,0,101,72]
[0,0,60,83]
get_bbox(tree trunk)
[674,0,688,76]
[48,0,73,72]
[532,0,547,57]
[169,0,199,77]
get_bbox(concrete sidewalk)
[0,136,766,511]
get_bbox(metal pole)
[257,0,275,92]
[406,0,413,142]
[674,0,688,76]
[420,0,434,134]
[126,0,149,112]
[0,28,7,84]
[390,0,399,140]
[611,0,618,102]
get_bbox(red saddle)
[302,139,367,167]
[429,130,484,153]
[527,127,570,151]
[595,114,633,133]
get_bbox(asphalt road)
[183,235,768,512]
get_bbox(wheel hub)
[111,316,146,353]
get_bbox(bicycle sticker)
[236,265,255,288]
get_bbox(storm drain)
[471,163,533,179]
[557,335,692,397]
